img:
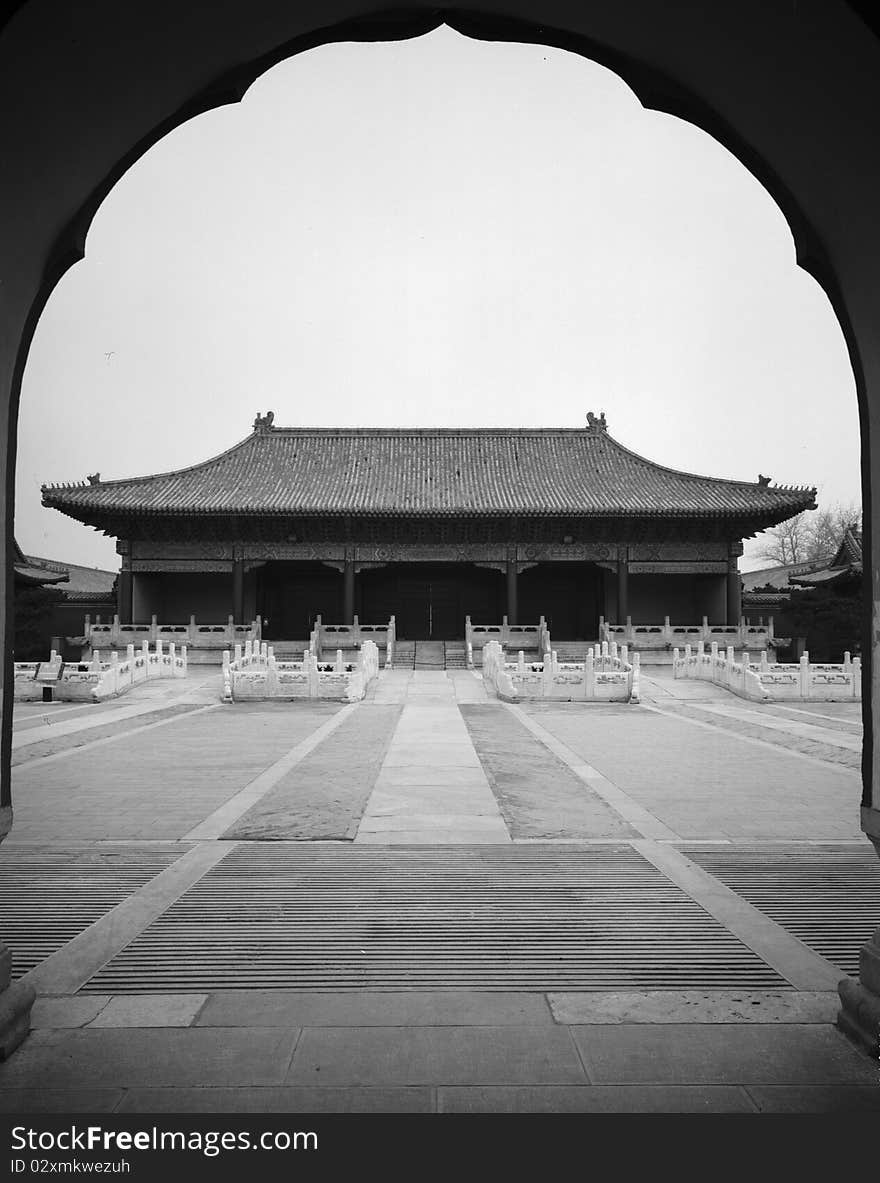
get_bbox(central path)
[356,671,511,843]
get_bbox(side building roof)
[23,556,117,599]
[41,415,817,527]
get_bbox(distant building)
[42,413,816,642]
[15,552,116,659]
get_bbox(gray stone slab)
[437,1085,756,1113]
[197,990,554,1027]
[549,991,840,1024]
[356,813,508,831]
[0,1088,123,1113]
[356,828,510,843]
[745,1085,880,1111]
[572,1024,878,1084]
[288,1025,586,1085]
[383,746,482,768]
[0,1027,299,1088]
[371,769,490,787]
[224,704,401,840]
[89,993,207,1027]
[31,995,111,1028]
[461,704,638,840]
[117,1086,433,1112]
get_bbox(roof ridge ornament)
[586,410,607,432]
[757,473,771,487]
[253,410,275,432]
[87,472,101,485]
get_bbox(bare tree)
[755,500,861,566]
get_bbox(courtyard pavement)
[1,665,878,1113]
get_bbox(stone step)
[414,641,446,670]
[444,645,469,669]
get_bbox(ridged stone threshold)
[83,845,786,993]
[682,844,880,977]
[0,845,189,978]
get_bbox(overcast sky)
[16,27,861,574]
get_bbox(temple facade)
[42,413,816,643]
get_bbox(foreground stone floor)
[1,667,878,1112]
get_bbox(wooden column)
[506,560,518,626]
[726,558,742,625]
[116,565,133,623]
[232,560,244,623]
[344,559,355,624]
[617,553,629,623]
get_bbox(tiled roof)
[12,539,67,587]
[830,526,862,569]
[42,422,817,522]
[741,560,828,592]
[23,556,117,597]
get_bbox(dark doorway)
[359,563,503,640]
[256,561,343,639]
[519,562,604,640]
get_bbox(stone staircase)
[264,640,312,660]
[444,642,469,670]
[552,641,601,662]
[414,641,446,669]
[392,641,416,669]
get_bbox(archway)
[1,1,877,1050]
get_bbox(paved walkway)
[357,672,509,843]
[1,664,877,1113]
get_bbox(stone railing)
[481,639,639,704]
[310,615,395,667]
[673,642,861,702]
[601,616,774,653]
[14,640,187,702]
[222,638,380,702]
[465,616,551,668]
[82,614,261,654]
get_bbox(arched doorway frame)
[1,1,877,1040]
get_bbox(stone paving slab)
[694,701,863,752]
[460,704,637,840]
[10,704,341,841]
[0,1028,300,1088]
[357,684,509,844]
[0,1089,123,1113]
[571,1024,877,1084]
[287,1025,586,1085]
[196,990,554,1027]
[31,996,112,1028]
[436,1085,756,1113]
[654,701,861,770]
[11,703,210,765]
[520,704,863,840]
[548,990,839,1024]
[89,993,207,1027]
[224,705,401,840]
[115,1086,434,1113]
[744,1085,880,1112]
[750,702,863,735]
